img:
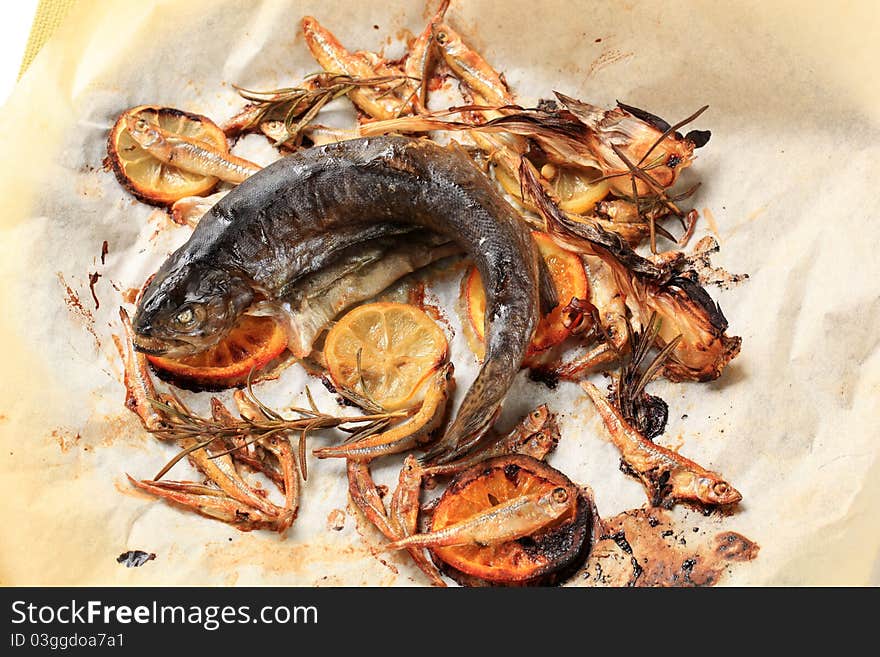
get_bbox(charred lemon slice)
[146,315,288,391]
[430,454,594,586]
[494,164,611,214]
[324,302,448,411]
[466,231,589,357]
[107,105,228,205]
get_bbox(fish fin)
[553,91,606,129]
[616,100,672,133]
[537,255,559,316]
[420,403,499,465]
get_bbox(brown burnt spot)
[121,288,140,304]
[394,28,414,44]
[527,367,560,390]
[88,272,102,310]
[664,432,685,453]
[59,273,88,316]
[117,550,156,567]
[52,429,82,452]
[0,414,7,423]
[579,508,757,587]
[406,281,452,335]
[327,508,346,531]
[428,73,447,92]
[58,272,100,345]
[689,235,749,290]
[101,240,109,265]
[147,209,171,241]
[407,281,427,310]
[714,531,759,562]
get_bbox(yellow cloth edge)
[18,0,76,78]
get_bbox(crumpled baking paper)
[0,0,878,586]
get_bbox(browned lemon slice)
[495,163,611,214]
[107,105,228,205]
[323,302,448,411]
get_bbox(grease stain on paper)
[58,272,97,342]
[202,531,395,586]
[326,508,346,531]
[589,49,634,77]
[702,207,719,237]
[53,429,82,452]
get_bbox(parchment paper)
[1,0,878,586]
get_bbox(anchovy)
[581,381,742,508]
[133,135,555,461]
[422,404,560,477]
[123,113,261,184]
[312,363,453,461]
[381,486,572,551]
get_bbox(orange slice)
[466,231,589,357]
[147,315,288,390]
[107,105,228,205]
[429,455,593,586]
[323,302,448,411]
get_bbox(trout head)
[132,263,254,357]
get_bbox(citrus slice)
[548,165,612,214]
[466,231,589,356]
[107,105,229,205]
[147,315,288,391]
[323,302,448,411]
[494,163,610,214]
[429,455,594,586]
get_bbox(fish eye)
[436,31,448,45]
[134,118,149,131]
[175,306,196,326]
[713,482,729,496]
[551,487,568,503]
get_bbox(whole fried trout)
[133,135,553,462]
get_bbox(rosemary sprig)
[615,312,683,439]
[147,383,406,481]
[232,72,417,148]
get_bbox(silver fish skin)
[133,135,551,461]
